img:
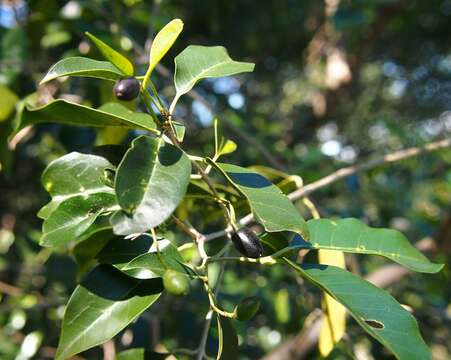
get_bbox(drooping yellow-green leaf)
[0,86,18,122]
[318,249,347,357]
[85,32,134,76]
[40,57,124,84]
[144,18,184,83]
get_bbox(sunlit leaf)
[85,32,134,76]
[40,57,124,84]
[305,218,443,273]
[145,19,183,80]
[55,265,162,360]
[112,136,191,235]
[286,260,432,360]
[173,45,254,106]
[209,161,309,239]
[14,99,158,135]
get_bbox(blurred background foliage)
[0,0,450,359]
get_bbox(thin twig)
[204,137,451,242]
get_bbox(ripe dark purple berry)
[231,227,263,258]
[113,77,140,101]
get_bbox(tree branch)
[204,137,451,241]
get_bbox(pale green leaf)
[85,32,134,76]
[145,19,184,80]
[173,45,254,105]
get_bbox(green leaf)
[121,239,196,279]
[55,265,163,360]
[305,218,443,273]
[172,45,254,105]
[41,193,117,247]
[40,57,124,84]
[216,315,238,360]
[14,99,158,135]
[209,161,309,239]
[97,234,152,267]
[111,136,191,235]
[0,86,18,122]
[116,348,170,360]
[144,19,184,82]
[85,32,134,76]
[286,260,432,360]
[38,152,116,220]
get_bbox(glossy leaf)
[41,193,117,247]
[305,218,443,273]
[121,239,196,279]
[216,315,238,360]
[40,56,124,84]
[85,32,134,76]
[173,45,254,104]
[55,265,163,360]
[39,152,116,220]
[14,99,158,134]
[286,260,432,360]
[210,161,309,239]
[112,136,191,235]
[97,234,152,267]
[145,19,183,79]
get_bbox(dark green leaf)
[55,265,163,360]
[216,315,238,360]
[304,218,443,273]
[112,136,191,235]
[14,100,158,135]
[116,348,170,360]
[40,57,124,84]
[209,161,309,239]
[85,32,134,76]
[286,259,432,360]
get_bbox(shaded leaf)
[14,99,158,135]
[40,57,124,84]
[112,136,191,235]
[121,239,196,279]
[305,218,443,273]
[173,45,254,104]
[209,161,309,239]
[55,265,163,360]
[116,348,170,360]
[41,193,117,247]
[85,32,134,76]
[216,315,238,360]
[286,259,432,360]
